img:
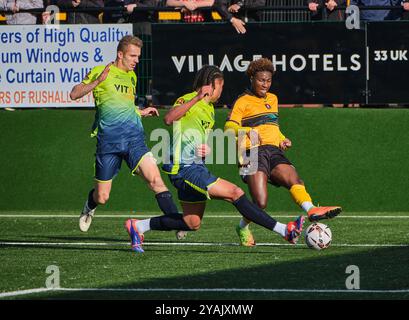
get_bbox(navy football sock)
[150,214,193,231]
[155,191,179,215]
[232,195,277,231]
[87,189,97,210]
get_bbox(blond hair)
[117,35,143,53]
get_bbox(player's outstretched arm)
[140,107,159,117]
[163,84,213,125]
[70,62,113,100]
[70,81,99,101]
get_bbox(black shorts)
[239,145,293,187]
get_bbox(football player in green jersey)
[70,35,183,238]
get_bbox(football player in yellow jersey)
[125,65,305,253]
[225,58,342,246]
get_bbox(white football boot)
[79,202,96,232]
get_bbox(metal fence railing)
[264,0,310,22]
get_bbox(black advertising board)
[367,21,409,104]
[151,22,367,106]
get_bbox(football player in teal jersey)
[125,65,305,253]
[70,35,183,239]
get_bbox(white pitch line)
[0,214,408,219]
[0,288,54,298]
[1,287,409,298]
[58,287,409,293]
[1,241,408,248]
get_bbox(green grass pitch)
[1,211,409,299]
[1,107,409,299]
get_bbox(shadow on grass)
[13,246,409,300]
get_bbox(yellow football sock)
[290,184,312,207]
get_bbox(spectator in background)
[166,0,214,23]
[0,0,44,24]
[403,0,409,20]
[56,0,103,24]
[125,0,161,22]
[307,0,346,21]
[228,0,265,22]
[125,0,161,12]
[214,0,246,33]
[103,0,161,23]
[349,0,400,21]
[386,0,404,20]
[42,0,64,24]
[103,0,127,23]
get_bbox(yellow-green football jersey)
[82,65,143,143]
[164,92,215,173]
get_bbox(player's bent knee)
[256,198,267,209]
[230,186,245,202]
[96,193,109,205]
[184,216,201,231]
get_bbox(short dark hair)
[117,35,143,53]
[192,65,224,91]
[246,58,275,78]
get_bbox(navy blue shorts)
[164,164,219,203]
[95,139,151,182]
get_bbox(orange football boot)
[308,206,342,222]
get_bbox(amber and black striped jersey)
[224,90,285,149]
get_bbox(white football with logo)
[305,223,332,250]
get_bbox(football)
[305,223,332,250]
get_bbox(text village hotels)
[172,54,362,73]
